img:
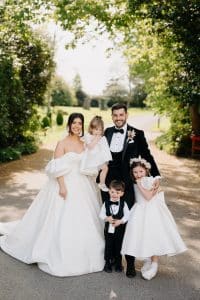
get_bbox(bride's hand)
[59,185,67,200]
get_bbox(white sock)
[142,262,158,280]
[151,262,158,270]
[141,258,151,273]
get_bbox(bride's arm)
[54,141,67,200]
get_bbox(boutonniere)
[127,129,136,143]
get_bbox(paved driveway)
[0,114,199,300]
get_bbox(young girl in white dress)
[121,158,187,280]
[80,116,112,192]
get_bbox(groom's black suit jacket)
[103,124,160,209]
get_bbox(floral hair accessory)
[127,129,136,141]
[130,158,151,170]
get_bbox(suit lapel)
[122,124,133,161]
[107,127,115,146]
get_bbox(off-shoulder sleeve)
[99,136,112,161]
[45,154,74,178]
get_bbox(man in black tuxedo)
[102,103,160,278]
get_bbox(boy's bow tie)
[114,128,124,134]
[109,201,119,206]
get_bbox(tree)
[103,78,128,107]
[0,0,55,148]
[55,0,200,155]
[73,73,90,109]
[51,75,76,106]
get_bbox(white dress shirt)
[110,124,127,153]
[99,200,130,224]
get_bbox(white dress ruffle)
[80,134,112,176]
[121,177,187,259]
[0,152,104,277]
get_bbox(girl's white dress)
[80,134,112,176]
[121,176,187,259]
[0,152,105,277]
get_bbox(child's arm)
[99,203,114,224]
[113,203,130,227]
[86,135,102,150]
[136,179,159,201]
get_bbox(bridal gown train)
[0,152,105,277]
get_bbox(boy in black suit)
[99,180,129,273]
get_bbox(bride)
[0,113,105,277]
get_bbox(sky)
[46,22,128,95]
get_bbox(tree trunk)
[83,97,91,110]
[190,103,200,134]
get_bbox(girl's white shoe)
[142,262,158,280]
[141,258,151,274]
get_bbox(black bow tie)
[114,128,124,134]
[109,200,119,206]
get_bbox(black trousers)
[104,225,125,266]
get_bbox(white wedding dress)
[0,152,105,277]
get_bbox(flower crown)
[130,158,151,170]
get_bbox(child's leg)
[98,164,109,192]
[104,232,114,273]
[151,255,159,263]
[113,227,125,272]
[99,163,108,185]
[142,255,159,280]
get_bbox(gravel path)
[0,114,199,300]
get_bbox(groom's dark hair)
[109,180,125,192]
[111,103,127,113]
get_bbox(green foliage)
[55,0,200,155]
[56,111,64,126]
[0,0,55,148]
[51,76,75,106]
[156,104,192,156]
[0,138,38,163]
[103,79,128,107]
[0,147,21,163]
[41,116,51,128]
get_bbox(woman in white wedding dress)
[0,113,105,277]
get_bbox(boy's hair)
[88,115,104,134]
[111,103,127,114]
[109,180,125,192]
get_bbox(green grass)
[37,106,154,145]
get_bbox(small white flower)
[109,289,117,299]
[127,129,136,142]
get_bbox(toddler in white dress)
[121,158,187,280]
[80,116,112,191]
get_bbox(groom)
[102,103,160,278]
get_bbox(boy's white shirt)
[99,200,130,224]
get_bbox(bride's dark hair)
[67,113,84,136]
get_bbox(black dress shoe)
[104,262,112,273]
[126,267,136,278]
[115,265,123,272]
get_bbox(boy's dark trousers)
[104,224,125,268]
